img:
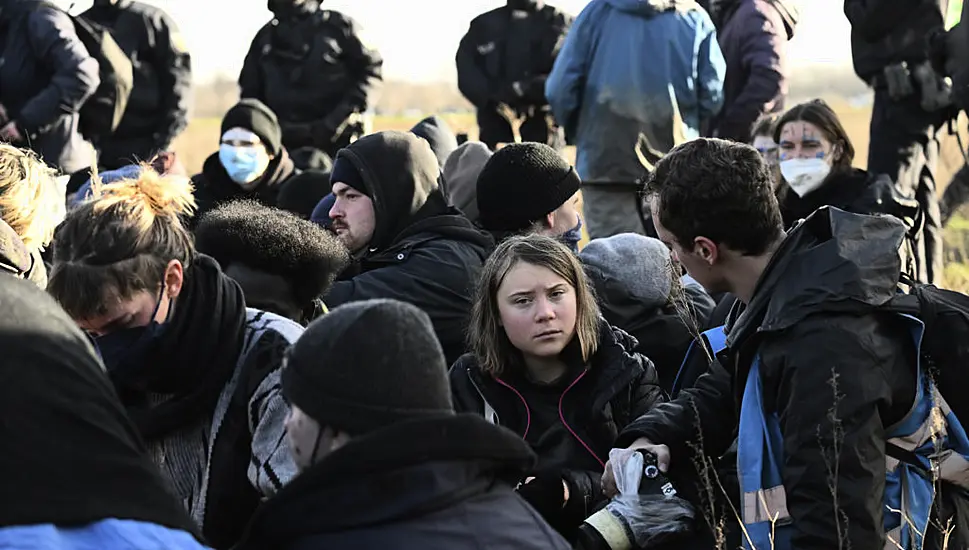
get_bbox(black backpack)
[34,2,133,140]
[884,277,969,425]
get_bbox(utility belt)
[873,60,954,112]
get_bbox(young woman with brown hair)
[449,234,665,542]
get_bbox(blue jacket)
[0,519,209,550]
[735,313,969,550]
[545,0,725,183]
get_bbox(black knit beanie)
[282,299,454,435]
[329,156,368,197]
[475,142,581,232]
[221,99,282,156]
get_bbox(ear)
[163,259,185,299]
[545,211,556,230]
[830,143,842,163]
[693,237,719,266]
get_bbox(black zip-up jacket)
[239,6,382,151]
[0,0,99,174]
[618,207,918,550]
[235,415,570,550]
[456,3,572,109]
[450,323,664,534]
[322,132,493,365]
[845,0,945,83]
[82,0,191,161]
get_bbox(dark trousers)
[96,135,165,171]
[868,89,943,284]
[476,103,564,151]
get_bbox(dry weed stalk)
[685,397,752,549]
[818,369,850,550]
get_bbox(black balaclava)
[507,0,544,11]
[268,0,317,19]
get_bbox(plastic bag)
[601,448,695,548]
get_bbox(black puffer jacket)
[450,323,664,536]
[323,132,493,365]
[619,207,918,550]
[234,415,570,550]
[190,149,299,226]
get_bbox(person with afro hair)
[195,200,350,325]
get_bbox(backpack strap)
[671,325,728,396]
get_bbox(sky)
[66,0,853,83]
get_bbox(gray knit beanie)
[443,141,492,223]
[282,299,454,435]
[580,233,673,309]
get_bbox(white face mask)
[780,158,831,197]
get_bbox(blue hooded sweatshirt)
[546,0,725,184]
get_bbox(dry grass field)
[171,99,969,290]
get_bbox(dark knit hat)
[282,299,454,435]
[476,142,581,231]
[221,99,282,156]
[329,156,368,196]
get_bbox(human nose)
[328,200,343,219]
[534,297,556,322]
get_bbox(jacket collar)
[238,414,535,544]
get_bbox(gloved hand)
[516,472,569,520]
[494,81,525,107]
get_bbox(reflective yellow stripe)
[946,0,963,31]
[585,508,633,550]
[743,485,792,525]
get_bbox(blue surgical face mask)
[94,290,170,373]
[219,144,269,188]
[560,216,583,254]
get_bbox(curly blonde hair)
[0,144,63,251]
[49,164,197,320]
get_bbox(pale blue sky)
[66,0,852,83]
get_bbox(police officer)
[845,0,955,284]
[83,0,191,170]
[456,0,572,151]
[240,0,383,159]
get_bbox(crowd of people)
[2,0,969,549]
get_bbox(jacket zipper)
[559,369,606,469]
[495,378,532,441]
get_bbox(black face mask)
[94,290,170,375]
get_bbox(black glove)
[494,80,525,107]
[517,473,568,521]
